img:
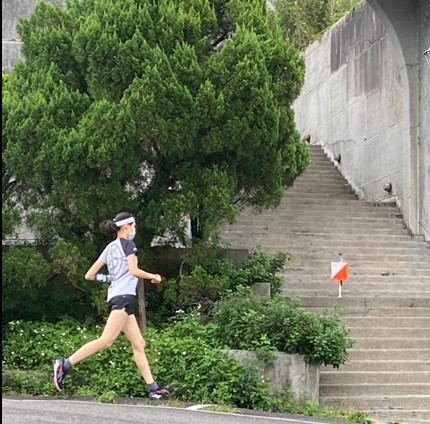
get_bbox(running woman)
[53,211,174,399]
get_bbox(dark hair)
[99,211,134,236]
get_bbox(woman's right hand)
[151,274,162,284]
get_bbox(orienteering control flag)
[331,261,348,281]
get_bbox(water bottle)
[95,273,113,283]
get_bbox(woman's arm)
[127,255,161,283]
[84,259,106,281]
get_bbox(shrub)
[2,313,372,423]
[212,287,354,368]
[226,247,290,295]
[151,246,290,324]
[1,315,272,408]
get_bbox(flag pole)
[338,253,343,298]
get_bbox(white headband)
[114,217,135,227]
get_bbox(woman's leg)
[68,309,129,365]
[122,314,154,384]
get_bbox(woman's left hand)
[151,274,162,284]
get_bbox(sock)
[147,381,159,392]
[63,358,72,372]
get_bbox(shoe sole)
[148,387,175,400]
[53,360,63,391]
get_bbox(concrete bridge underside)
[366,0,429,239]
[293,0,429,241]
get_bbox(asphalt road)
[2,397,350,424]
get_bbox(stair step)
[340,311,430,324]
[348,328,430,338]
[278,204,401,212]
[321,361,430,372]
[306,307,430,317]
[287,297,430,308]
[284,282,430,289]
[225,227,412,236]
[346,349,430,361]
[341,317,430,326]
[283,275,430,283]
[285,263,430,271]
[282,287,430,297]
[349,338,430,349]
[224,231,423,242]
[283,265,430,274]
[272,241,427,249]
[320,395,430,410]
[320,383,430,396]
[363,409,430,424]
[288,252,429,260]
[221,144,430,422]
[233,213,405,221]
[282,290,430,298]
[287,185,355,192]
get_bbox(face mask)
[129,230,136,240]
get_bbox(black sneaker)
[53,359,68,391]
[148,386,175,400]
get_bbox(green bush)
[226,248,290,295]
[1,244,101,328]
[2,313,372,422]
[152,247,290,323]
[1,315,272,408]
[212,287,354,367]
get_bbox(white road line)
[185,404,216,410]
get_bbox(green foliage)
[2,370,51,396]
[212,287,354,367]
[1,243,106,327]
[1,207,20,240]
[2,314,372,423]
[329,0,361,25]
[253,335,279,365]
[145,314,273,408]
[347,411,375,424]
[2,73,22,241]
[162,266,227,317]
[2,246,50,325]
[271,0,360,51]
[2,246,50,295]
[3,0,307,255]
[226,247,290,295]
[150,247,290,324]
[1,315,270,408]
[95,391,117,404]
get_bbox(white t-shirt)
[98,238,139,301]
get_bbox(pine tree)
[3,0,308,249]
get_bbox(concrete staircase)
[220,144,430,424]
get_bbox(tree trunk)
[190,216,202,240]
[137,278,146,330]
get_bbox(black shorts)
[107,295,136,315]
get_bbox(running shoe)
[53,359,68,391]
[148,385,175,400]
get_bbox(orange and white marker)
[331,253,348,297]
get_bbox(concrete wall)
[293,0,430,241]
[2,0,66,73]
[418,2,430,241]
[227,350,319,402]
